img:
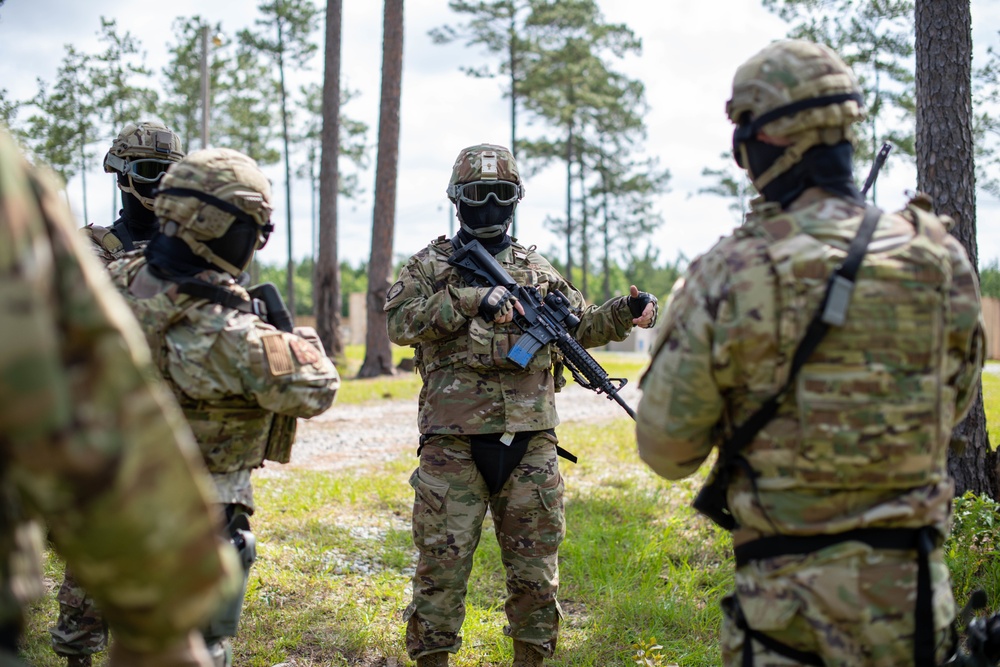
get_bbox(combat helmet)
[154,148,274,277]
[447,143,524,240]
[727,39,865,191]
[104,121,185,210]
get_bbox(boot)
[66,657,92,667]
[512,640,545,667]
[415,651,449,666]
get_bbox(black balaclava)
[145,232,213,280]
[118,176,159,241]
[456,201,514,255]
[747,140,863,209]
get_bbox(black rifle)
[941,590,1000,666]
[447,239,636,420]
[861,142,892,197]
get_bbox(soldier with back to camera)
[635,39,985,666]
[108,147,340,667]
[385,143,657,667]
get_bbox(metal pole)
[201,25,210,149]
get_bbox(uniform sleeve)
[944,236,986,422]
[635,258,726,480]
[244,323,341,418]
[539,256,634,348]
[0,133,240,653]
[385,254,483,345]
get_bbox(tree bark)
[915,0,997,498]
[358,0,403,378]
[315,0,344,363]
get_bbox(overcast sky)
[2,1,1000,272]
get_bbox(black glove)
[478,286,518,321]
[628,290,658,326]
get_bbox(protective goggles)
[104,154,175,183]
[448,180,523,206]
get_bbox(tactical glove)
[627,290,658,327]
[478,285,518,321]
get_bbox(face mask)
[458,201,514,239]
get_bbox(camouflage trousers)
[404,433,566,660]
[49,567,108,657]
[721,542,956,666]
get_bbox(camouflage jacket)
[386,236,635,435]
[0,130,239,652]
[108,257,340,509]
[636,193,984,545]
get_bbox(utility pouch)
[263,414,297,464]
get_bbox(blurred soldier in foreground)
[53,121,185,666]
[636,40,984,666]
[82,121,185,264]
[0,127,240,667]
[386,144,656,667]
[108,147,340,667]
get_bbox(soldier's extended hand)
[628,285,658,329]
[478,285,524,324]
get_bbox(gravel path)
[257,379,642,476]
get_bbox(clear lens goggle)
[105,154,175,183]
[450,180,523,206]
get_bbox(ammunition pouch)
[263,414,297,464]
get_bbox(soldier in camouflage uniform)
[386,144,657,667]
[0,126,241,667]
[81,121,185,265]
[635,39,985,667]
[108,146,340,667]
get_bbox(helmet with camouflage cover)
[727,39,865,191]
[446,143,524,240]
[154,148,274,277]
[104,121,185,210]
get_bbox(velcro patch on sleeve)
[262,333,295,376]
[289,337,321,366]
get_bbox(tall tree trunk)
[915,0,997,498]
[278,21,296,315]
[508,12,518,239]
[565,122,574,282]
[315,0,344,363]
[600,155,612,303]
[358,0,403,378]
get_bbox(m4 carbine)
[447,239,636,420]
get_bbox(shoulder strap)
[723,205,883,469]
[111,217,135,252]
[175,279,260,316]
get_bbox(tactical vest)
[111,258,274,474]
[733,203,955,492]
[416,237,554,377]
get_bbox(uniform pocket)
[409,468,451,556]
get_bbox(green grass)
[17,356,1000,666]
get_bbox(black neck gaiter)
[752,141,864,209]
[120,191,159,241]
[455,228,512,256]
[145,232,213,280]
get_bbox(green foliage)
[981,260,1000,300]
[698,151,757,226]
[946,492,1000,607]
[161,17,227,152]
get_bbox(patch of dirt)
[257,381,642,476]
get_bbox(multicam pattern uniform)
[636,195,985,666]
[108,256,341,511]
[386,236,636,660]
[80,221,145,265]
[0,129,239,659]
